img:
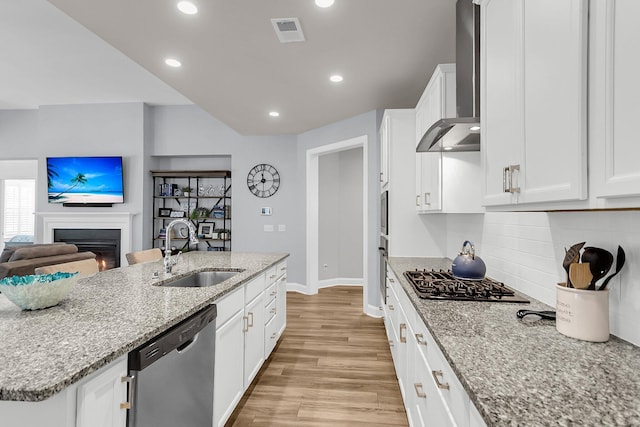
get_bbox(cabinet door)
[592,0,640,198]
[480,0,523,206]
[420,152,442,212]
[519,0,588,204]
[76,357,128,427]
[275,274,287,336]
[380,115,390,188]
[244,293,265,387]
[213,309,245,427]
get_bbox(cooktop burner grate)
[403,269,529,303]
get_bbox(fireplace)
[54,229,121,271]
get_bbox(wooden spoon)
[563,242,585,288]
[569,263,593,290]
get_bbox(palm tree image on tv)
[50,173,88,200]
[47,157,124,204]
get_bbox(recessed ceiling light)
[470,125,481,131]
[177,1,198,15]
[269,111,280,117]
[165,58,182,67]
[329,74,343,83]
[443,147,453,151]
[315,0,335,7]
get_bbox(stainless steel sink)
[160,270,239,288]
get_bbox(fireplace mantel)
[37,212,135,265]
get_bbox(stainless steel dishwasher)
[127,304,217,427]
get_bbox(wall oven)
[378,236,388,304]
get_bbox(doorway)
[306,135,372,315]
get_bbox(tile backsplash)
[446,211,640,346]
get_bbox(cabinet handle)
[431,370,450,390]
[280,267,287,271]
[271,308,276,314]
[414,383,427,399]
[399,323,407,343]
[415,333,427,346]
[389,278,395,283]
[416,195,421,206]
[248,312,254,328]
[503,166,509,193]
[120,375,135,410]
[388,340,394,347]
[242,315,249,333]
[270,290,277,296]
[271,332,277,339]
[509,164,520,193]
[381,172,384,182]
[270,274,277,279]
[388,304,395,311]
[424,192,431,205]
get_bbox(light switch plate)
[278,224,286,232]
[261,207,272,216]
[264,224,274,232]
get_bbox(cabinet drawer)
[264,297,276,325]
[245,275,265,303]
[276,260,287,278]
[215,288,244,326]
[264,315,279,356]
[264,281,277,305]
[265,266,278,283]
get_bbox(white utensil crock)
[556,284,609,342]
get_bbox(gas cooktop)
[403,269,530,303]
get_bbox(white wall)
[446,211,640,346]
[0,110,38,158]
[318,147,364,281]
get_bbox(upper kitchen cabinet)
[479,0,588,207]
[590,0,640,200]
[380,114,390,190]
[414,64,482,213]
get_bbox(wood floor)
[226,286,408,427]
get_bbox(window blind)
[2,179,35,241]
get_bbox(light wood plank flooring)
[226,286,408,427]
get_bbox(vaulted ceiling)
[2,0,456,135]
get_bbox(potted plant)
[181,186,194,197]
[190,207,210,220]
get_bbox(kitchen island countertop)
[388,256,640,426]
[0,251,287,402]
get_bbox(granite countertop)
[0,251,288,402]
[387,257,640,427]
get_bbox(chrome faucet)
[164,219,199,273]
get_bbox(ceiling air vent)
[271,18,305,43]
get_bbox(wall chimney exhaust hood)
[417,0,480,152]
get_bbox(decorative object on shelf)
[247,163,280,198]
[170,210,185,218]
[197,223,214,239]
[216,184,226,197]
[158,208,171,217]
[205,184,215,196]
[198,183,205,196]
[180,200,197,214]
[190,206,211,220]
[158,228,167,239]
[181,186,194,197]
[211,207,225,219]
[159,183,171,197]
[0,272,79,310]
[173,187,182,197]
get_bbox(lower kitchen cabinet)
[76,356,129,427]
[385,263,485,427]
[244,290,265,387]
[0,355,130,427]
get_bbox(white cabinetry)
[384,262,485,427]
[213,289,245,427]
[414,64,482,214]
[479,0,588,207]
[590,0,640,199]
[380,114,390,189]
[76,357,129,427]
[0,356,130,427]
[213,261,287,427]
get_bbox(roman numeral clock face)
[247,163,280,198]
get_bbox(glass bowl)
[0,272,79,310]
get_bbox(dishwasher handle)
[176,332,199,354]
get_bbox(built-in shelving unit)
[151,170,231,252]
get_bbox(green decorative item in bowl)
[0,272,79,310]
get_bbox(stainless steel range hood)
[417,0,480,152]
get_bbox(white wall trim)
[306,134,370,315]
[37,212,136,266]
[317,278,363,290]
[286,282,314,295]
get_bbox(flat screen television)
[47,156,124,205]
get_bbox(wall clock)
[247,163,280,198]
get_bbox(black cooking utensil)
[581,247,614,290]
[516,309,556,320]
[598,246,626,291]
[563,242,585,288]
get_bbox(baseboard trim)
[286,282,314,295]
[316,278,363,290]
[365,304,384,318]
